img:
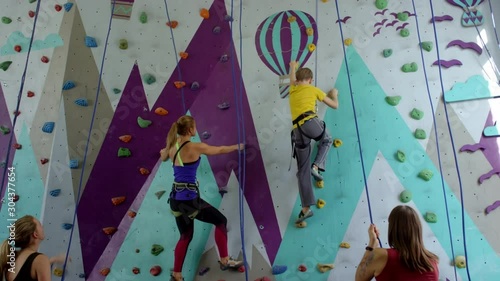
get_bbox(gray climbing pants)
[292,117,333,207]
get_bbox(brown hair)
[165,115,195,161]
[0,215,37,276]
[388,205,439,273]
[296,68,313,82]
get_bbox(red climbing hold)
[298,264,307,272]
[13,111,20,116]
[28,11,35,18]
[40,158,49,164]
[102,227,117,235]
[119,135,132,143]
[100,268,110,276]
[55,4,62,11]
[174,81,186,89]
[150,265,162,276]
[139,168,150,175]
[166,21,178,28]
[13,143,22,149]
[14,45,21,52]
[255,277,271,281]
[111,196,126,206]
[13,195,19,202]
[132,267,140,274]
[238,266,245,273]
[179,52,188,59]
[127,210,137,218]
[27,91,35,97]
[41,56,49,63]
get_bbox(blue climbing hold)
[218,102,230,110]
[63,2,73,12]
[50,189,61,197]
[272,265,287,275]
[201,131,211,140]
[78,273,85,278]
[85,36,97,48]
[42,122,55,133]
[69,159,78,169]
[62,80,75,90]
[191,82,200,91]
[212,26,221,34]
[220,54,229,63]
[74,98,88,107]
[224,15,233,22]
[62,223,73,230]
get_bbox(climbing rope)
[163,0,187,113]
[488,0,500,48]
[60,1,117,280]
[332,0,380,247]
[428,1,472,280]
[314,0,318,87]
[0,0,42,205]
[228,0,249,280]
[411,1,458,280]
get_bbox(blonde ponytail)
[0,239,14,278]
[165,122,178,161]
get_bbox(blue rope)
[228,1,248,280]
[428,1,472,280]
[411,1,458,280]
[60,1,116,279]
[0,0,42,205]
[163,0,186,113]
[488,0,500,48]
[314,0,318,87]
[333,0,380,247]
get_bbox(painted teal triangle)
[274,46,500,280]
[0,123,45,235]
[110,112,222,281]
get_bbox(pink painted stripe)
[85,159,161,280]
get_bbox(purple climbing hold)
[224,15,233,22]
[201,131,211,140]
[213,26,221,34]
[218,102,230,110]
[220,54,229,63]
[191,81,200,91]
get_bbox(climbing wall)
[0,0,499,281]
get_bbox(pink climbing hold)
[150,265,162,276]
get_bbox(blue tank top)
[172,141,200,183]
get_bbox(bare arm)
[289,61,298,86]
[355,224,384,281]
[33,254,52,281]
[195,142,244,156]
[322,88,339,109]
[160,148,168,162]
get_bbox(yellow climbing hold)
[53,268,63,277]
[339,242,350,248]
[306,27,314,36]
[316,198,326,208]
[287,16,296,23]
[321,0,329,2]
[317,263,334,273]
[296,221,307,228]
[344,38,353,46]
[316,180,324,188]
[308,43,316,52]
[333,138,343,147]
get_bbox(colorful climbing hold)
[200,8,209,19]
[344,38,353,46]
[55,4,62,11]
[198,267,210,276]
[102,227,117,235]
[118,147,131,157]
[0,61,12,71]
[339,242,350,248]
[64,2,73,12]
[139,12,147,23]
[143,73,156,85]
[151,244,164,256]
[218,102,230,109]
[42,122,55,133]
[50,189,61,197]
[13,143,22,149]
[150,265,162,276]
[40,158,49,165]
[308,43,316,52]
[396,150,406,162]
[375,0,388,9]
[333,138,343,147]
[0,126,10,135]
[414,128,426,139]
[1,17,12,24]
[27,91,35,97]
[137,116,152,128]
[410,108,424,120]
[306,27,314,36]
[296,221,307,228]
[383,49,393,58]
[14,45,21,52]
[69,159,79,169]
[78,273,85,278]
[316,199,326,208]
[13,195,19,202]
[85,36,97,47]
[155,190,166,199]
[317,263,335,273]
[53,268,63,277]
[287,16,296,23]
[213,26,221,34]
[166,21,178,28]
[316,180,324,188]
[62,223,73,230]
[191,82,200,91]
[62,80,75,90]
[385,96,401,106]
[220,54,229,62]
[100,268,110,276]
[174,81,186,89]
[132,267,140,274]
[397,12,409,21]
[28,0,36,3]
[28,11,35,18]
[74,98,88,107]
[424,212,437,223]
[401,62,418,73]
[272,265,287,275]
[418,169,433,181]
[224,15,233,21]
[119,39,128,50]
[179,51,188,59]
[113,88,121,94]
[455,256,466,268]
[298,264,307,272]
[128,210,137,218]
[154,107,168,115]
[139,168,150,175]
[400,28,410,37]
[41,56,49,63]
[201,131,211,140]
[420,41,433,52]
[399,190,412,203]
[119,135,132,143]
[111,196,126,206]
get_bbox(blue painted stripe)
[272,12,287,75]
[260,13,282,75]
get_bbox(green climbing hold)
[395,150,406,162]
[151,244,164,256]
[420,41,433,52]
[400,28,410,37]
[410,108,424,120]
[418,169,433,181]
[119,39,128,50]
[139,12,147,23]
[28,0,37,3]
[2,17,12,24]
[143,74,156,85]
[383,49,393,58]
[401,62,418,73]
[399,190,412,203]
[118,147,131,157]
[0,126,10,135]
[424,212,437,223]
[155,190,166,199]
[414,128,426,139]
[385,96,401,106]
[137,117,152,128]
[397,12,408,21]
[113,88,121,94]
[375,0,388,9]
[0,61,12,71]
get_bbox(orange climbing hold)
[166,21,178,28]
[154,107,168,116]
[119,135,132,143]
[100,268,110,276]
[179,52,188,59]
[127,210,137,218]
[200,8,210,19]
[174,81,186,89]
[111,196,126,206]
[139,168,150,175]
[102,227,117,235]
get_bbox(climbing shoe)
[311,166,323,181]
[219,257,244,271]
[295,209,314,224]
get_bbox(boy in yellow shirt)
[289,60,339,224]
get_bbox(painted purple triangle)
[464,17,470,23]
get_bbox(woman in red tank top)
[355,205,439,281]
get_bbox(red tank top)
[376,248,439,281]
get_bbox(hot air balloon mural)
[446,0,485,27]
[255,10,318,99]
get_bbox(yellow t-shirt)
[289,84,327,128]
